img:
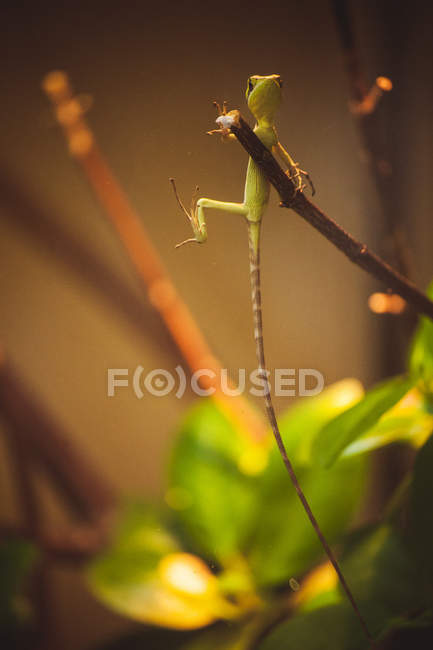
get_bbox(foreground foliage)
[5,286,433,648]
[86,283,433,648]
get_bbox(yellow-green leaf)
[312,376,413,467]
[87,501,236,629]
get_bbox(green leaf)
[179,621,254,650]
[246,381,367,586]
[377,611,433,647]
[0,539,37,614]
[272,379,364,465]
[340,526,424,629]
[0,539,37,644]
[312,376,413,467]
[167,400,264,562]
[339,525,429,642]
[87,500,234,629]
[88,501,180,585]
[247,454,365,586]
[257,604,367,650]
[258,525,427,649]
[409,280,433,392]
[382,623,433,648]
[408,432,433,591]
[342,389,433,458]
[91,621,253,650]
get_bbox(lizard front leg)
[170,179,248,248]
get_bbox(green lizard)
[171,74,373,643]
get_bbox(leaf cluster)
[8,287,433,649]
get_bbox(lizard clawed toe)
[207,100,233,139]
[170,178,202,247]
[296,166,315,196]
[212,100,228,117]
[175,237,200,248]
[287,163,315,196]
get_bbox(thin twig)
[227,112,433,322]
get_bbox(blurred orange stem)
[42,71,267,443]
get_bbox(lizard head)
[246,74,282,123]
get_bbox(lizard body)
[172,74,373,645]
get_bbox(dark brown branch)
[0,521,110,564]
[4,423,53,648]
[0,355,115,523]
[5,426,41,537]
[333,0,416,388]
[0,356,116,643]
[333,0,368,104]
[228,113,433,322]
[0,355,116,564]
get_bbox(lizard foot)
[170,179,203,247]
[287,163,316,196]
[207,100,235,140]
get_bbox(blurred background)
[0,0,432,647]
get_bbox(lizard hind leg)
[295,165,316,196]
[273,143,315,196]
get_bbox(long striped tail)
[247,222,374,645]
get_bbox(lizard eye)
[276,77,283,88]
[247,79,254,96]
